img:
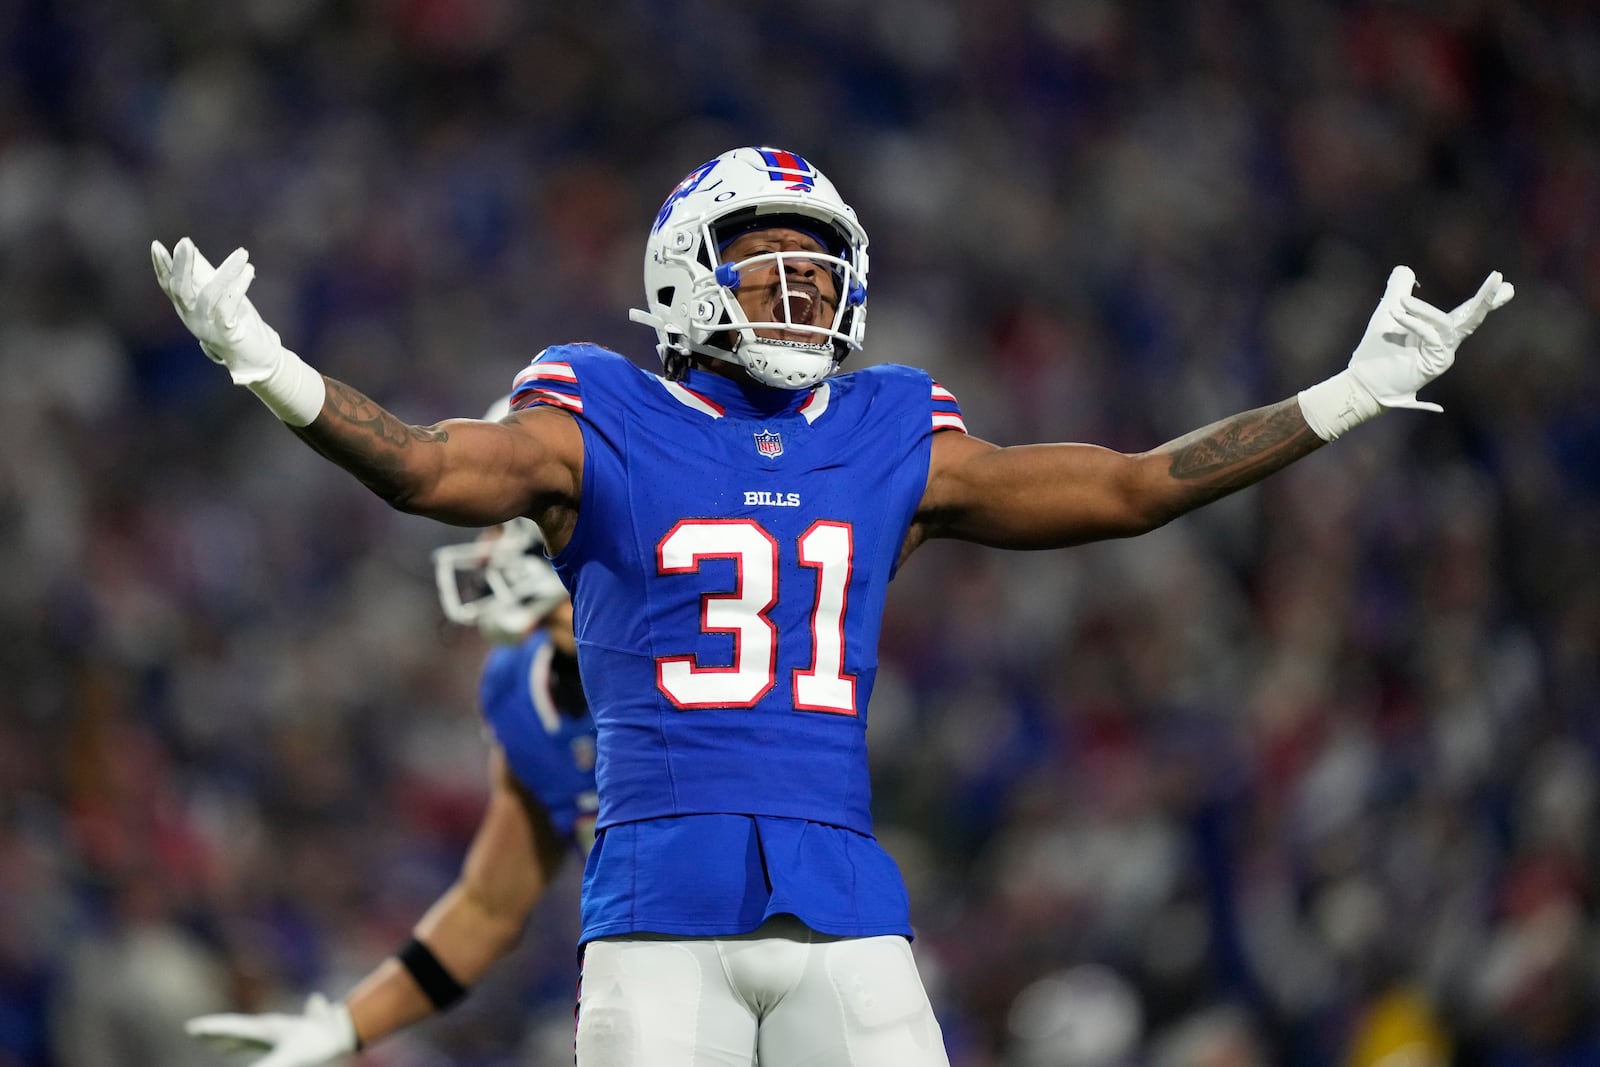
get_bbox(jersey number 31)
[655,518,856,715]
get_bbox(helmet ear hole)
[656,286,675,307]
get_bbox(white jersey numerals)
[654,518,857,715]
[794,521,856,713]
[656,519,781,708]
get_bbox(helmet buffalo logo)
[753,429,784,458]
[653,159,719,233]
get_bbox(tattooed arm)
[149,238,584,539]
[290,377,584,540]
[907,397,1323,555]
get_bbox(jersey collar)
[662,365,828,422]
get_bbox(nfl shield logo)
[753,429,784,458]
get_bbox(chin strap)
[631,306,696,381]
[662,351,692,381]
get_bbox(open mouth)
[773,284,820,327]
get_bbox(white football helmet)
[628,146,870,390]
[433,517,567,644]
[431,396,567,643]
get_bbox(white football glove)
[151,237,326,426]
[1299,265,1514,440]
[185,993,359,1067]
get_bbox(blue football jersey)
[510,344,967,941]
[478,629,599,854]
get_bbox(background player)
[152,146,1511,1066]
[183,498,596,1066]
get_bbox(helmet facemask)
[631,147,870,390]
[695,214,868,389]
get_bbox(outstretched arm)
[910,265,1513,554]
[186,749,568,1065]
[151,238,580,531]
[287,384,581,529]
[339,749,568,1046]
[915,397,1321,551]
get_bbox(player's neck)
[690,355,755,387]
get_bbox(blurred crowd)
[2,1,1599,1065]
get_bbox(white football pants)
[575,915,949,1067]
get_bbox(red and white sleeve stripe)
[930,381,967,434]
[510,358,584,414]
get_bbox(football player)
[185,497,595,1065]
[154,146,1512,1066]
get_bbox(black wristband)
[397,936,468,1010]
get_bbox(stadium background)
[2,2,1598,1065]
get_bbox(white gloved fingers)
[196,254,252,329]
[1383,264,1417,301]
[1468,268,1503,304]
[188,240,220,286]
[1387,306,1445,352]
[185,1012,282,1050]
[215,262,255,329]
[1397,293,1452,334]
[159,237,225,292]
[170,238,199,308]
[1450,270,1514,336]
[197,248,252,321]
[151,240,173,291]
[199,253,253,328]
[172,237,227,296]
[1383,396,1445,414]
[183,997,355,1067]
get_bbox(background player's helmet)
[629,146,870,389]
[433,517,566,644]
[431,397,568,643]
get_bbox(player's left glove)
[1298,265,1514,441]
[184,993,359,1067]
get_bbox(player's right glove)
[151,237,327,426]
[1298,265,1514,440]
[185,993,359,1067]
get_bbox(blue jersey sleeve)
[508,343,628,416]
